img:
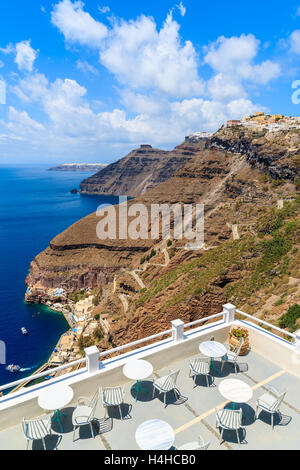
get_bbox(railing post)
[223,303,236,324]
[84,345,100,374]
[171,319,185,343]
[294,330,300,353]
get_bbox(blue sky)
[0,0,300,163]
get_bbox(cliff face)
[26,127,299,330]
[79,141,206,197]
[208,126,299,181]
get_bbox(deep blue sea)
[0,165,118,387]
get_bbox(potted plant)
[229,327,249,356]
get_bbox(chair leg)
[73,425,77,442]
[26,439,29,451]
[164,392,167,407]
[206,375,209,387]
[119,405,123,420]
[90,422,95,438]
[42,437,46,451]
[236,430,240,446]
[271,413,274,430]
[152,386,156,399]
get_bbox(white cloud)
[204,34,280,83]
[14,41,38,72]
[0,43,14,55]
[76,59,99,75]
[290,30,300,54]
[177,2,186,17]
[0,3,282,161]
[51,0,108,47]
[99,12,204,98]
[98,5,110,14]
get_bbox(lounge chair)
[22,414,53,450]
[221,338,244,374]
[255,386,286,430]
[101,386,125,420]
[152,369,181,407]
[177,435,210,450]
[72,387,100,441]
[215,407,243,445]
[189,356,213,387]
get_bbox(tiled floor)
[0,350,299,450]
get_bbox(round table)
[38,384,74,432]
[123,359,153,402]
[219,378,253,411]
[199,341,227,375]
[135,419,175,450]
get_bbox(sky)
[0,0,300,164]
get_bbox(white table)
[135,419,175,450]
[123,359,153,401]
[38,384,74,432]
[219,378,253,412]
[199,341,227,375]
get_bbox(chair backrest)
[101,386,124,405]
[233,337,244,356]
[161,369,180,391]
[22,416,50,440]
[88,387,100,420]
[197,436,210,450]
[270,391,286,412]
[216,408,242,430]
[192,357,210,371]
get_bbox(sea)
[0,164,118,388]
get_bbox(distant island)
[48,163,107,172]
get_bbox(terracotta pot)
[229,335,249,356]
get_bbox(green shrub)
[278,304,300,331]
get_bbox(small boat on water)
[21,327,28,335]
[6,364,21,372]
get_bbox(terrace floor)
[0,349,299,450]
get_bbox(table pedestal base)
[52,409,66,432]
[132,380,148,402]
[210,358,221,375]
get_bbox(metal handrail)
[0,357,86,392]
[98,328,173,359]
[236,309,296,339]
[0,306,297,393]
[184,312,224,329]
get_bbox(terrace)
[0,304,300,451]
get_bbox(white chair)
[221,338,244,374]
[72,387,100,441]
[255,387,286,430]
[101,386,125,420]
[189,357,212,387]
[152,369,181,407]
[215,407,243,445]
[22,414,53,450]
[177,435,210,450]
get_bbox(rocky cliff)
[79,141,206,197]
[26,126,299,349]
[208,126,299,181]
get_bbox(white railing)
[236,309,296,340]
[184,312,224,330]
[0,357,86,393]
[98,328,173,360]
[0,303,299,394]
